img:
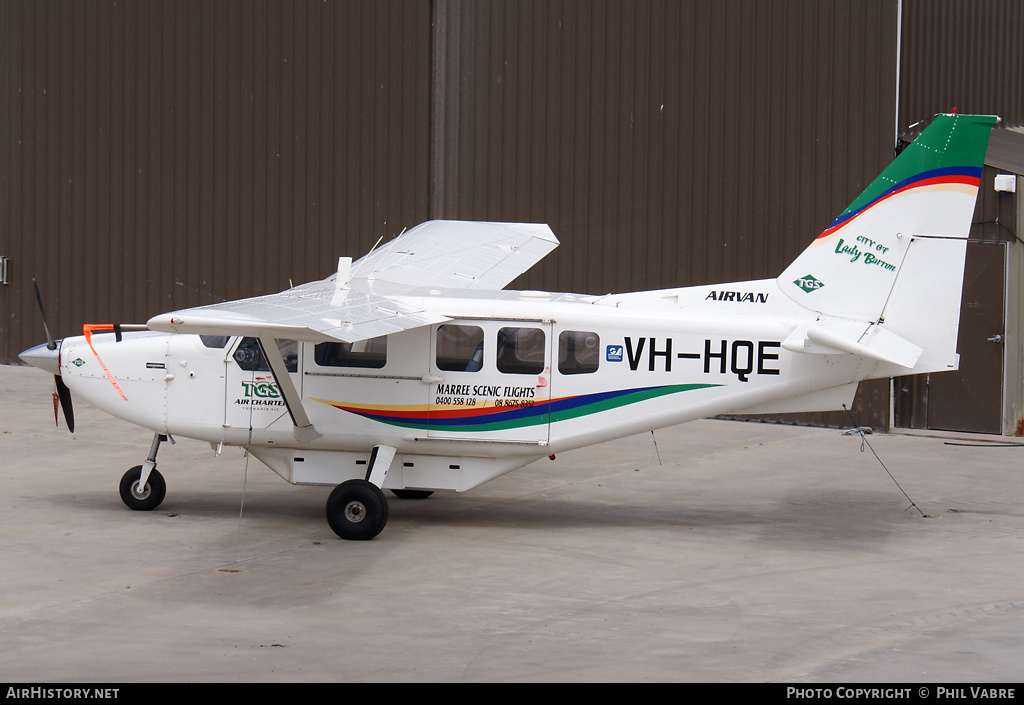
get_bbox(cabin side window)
[558,330,600,375]
[496,327,545,375]
[314,336,388,369]
[436,325,484,372]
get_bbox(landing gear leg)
[119,433,169,511]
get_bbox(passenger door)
[299,327,429,439]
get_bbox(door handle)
[987,334,1004,343]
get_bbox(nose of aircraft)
[19,341,61,375]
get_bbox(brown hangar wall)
[1,1,433,363]
[899,0,1024,130]
[4,1,1020,430]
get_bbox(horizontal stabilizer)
[782,321,923,369]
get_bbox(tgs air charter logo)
[235,377,285,407]
[793,274,824,294]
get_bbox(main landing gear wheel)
[119,465,167,511]
[326,479,389,540]
[390,489,434,500]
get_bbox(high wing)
[147,221,559,343]
[147,285,450,344]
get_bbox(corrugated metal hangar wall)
[3,0,1022,430]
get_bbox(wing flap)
[351,220,558,291]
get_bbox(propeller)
[54,374,75,432]
[30,278,75,433]
[32,278,57,351]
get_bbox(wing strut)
[256,337,321,442]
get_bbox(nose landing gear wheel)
[119,465,167,511]
[326,479,389,540]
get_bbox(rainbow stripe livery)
[818,165,983,240]
[315,383,723,432]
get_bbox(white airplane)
[20,113,999,539]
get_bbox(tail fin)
[778,113,999,374]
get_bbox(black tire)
[390,489,434,500]
[326,479,389,540]
[119,465,167,511]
